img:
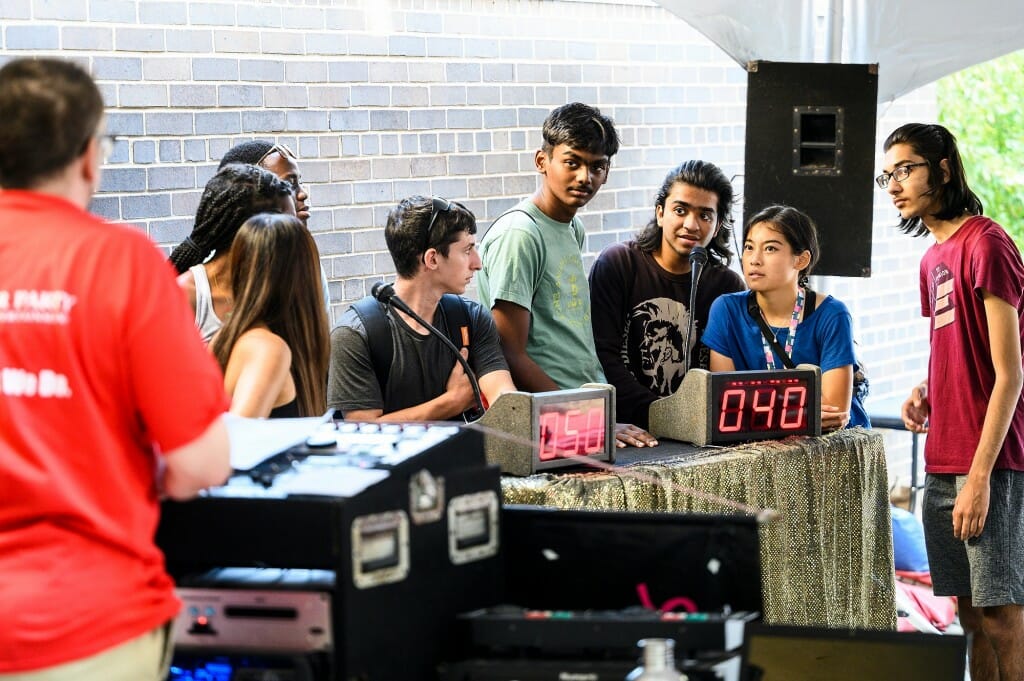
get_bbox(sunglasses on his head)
[256,142,297,167]
[422,196,452,254]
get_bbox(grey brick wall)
[1,0,938,469]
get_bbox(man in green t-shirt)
[477,102,657,448]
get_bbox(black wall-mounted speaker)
[743,61,879,277]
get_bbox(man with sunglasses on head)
[327,195,515,421]
[218,140,332,320]
[0,58,230,680]
[882,123,1024,681]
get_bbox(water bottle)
[625,638,687,680]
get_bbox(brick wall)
[1,0,937,472]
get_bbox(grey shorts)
[922,470,1024,606]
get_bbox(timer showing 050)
[716,378,808,433]
[537,397,607,460]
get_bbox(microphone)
[683,246,708,373]
[371,281,486,420]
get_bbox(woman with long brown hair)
[210,212,329,418]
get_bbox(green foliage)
[937,50,1024,247]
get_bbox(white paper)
[225,412,333,471]
[273,466,390,497]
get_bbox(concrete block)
[238,4,282,28]
[118,84,168,108]
[133,139,156,163]
[350,85,389,107]
[325,7,365,31]
[430,85,466,106]
[147,112,194,136]
[92,56,142,81]
[107,112,144,136]
[194,112,239,136]
[457,133,474,152]
[485,154,518,174]
[283,8,325,30]
[331,252,375,277]
[449,154,484,176]
[430,178,467,199]
[218,84,263,107]
[516,64,549,83]
[566,85,598,102]
[517,107,548,128]
[166,29,213,53]
[329,61,369,83]
[551,64,582,83]
[392,178,431,197]
[62,26,113,51]
[189,2,237,26]
[286,110,330,131]
[466,86,500,105]
[568,41,597,60]
[331,110,370,132]
[371,157,411,179]
[158,140,182,163]
[241,110,286,133]
[214,30,260,54]
[501,85,534,106]
[88,196,121,221]
[286,61,328,83]
[389,35,425,57]
[447,108,482,129]
[534,39,565,60]
[426,37,462,58]
[184,139,207,162]
[484,109,515,129]
[36,0,87,19]
[438,132,456,153]
[391,85,428,107]
[341,134,360,156]
[306,32,349,56]
[262,31,305,55]
[149,218,193,244]
[468,176,503,196]
[482,63,514,83]
[410,156,446,177]
[446,62,480,83]
[368,109,407,130]
[380,134,400,155]
[193,58,239,81]
[535,85,567,105]
[148,166,195,191]
[360,135,379,155]
[122,193,171,220]
[352,229,388,253]
[409,109,445,130]
[347,34,387,56]
[264,85,308,108]
[144,57,190,81]
[499,39,533,60]
[405,11,442,33]
[369,61,409,83]
[99,168,146,193]
[170,84,217,108]
[308,85,350,108]
[419,133,438,153]
[464,38,498,59]
[106,138,130,164]
[140,1,187,24]
[116,28,165,52]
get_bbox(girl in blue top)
[703,205,869,430]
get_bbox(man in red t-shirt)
[0,59,231,679]
[882,123,1024,681]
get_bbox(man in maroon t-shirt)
[881,123,1024,681]
[0,59,231,680]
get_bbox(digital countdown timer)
[476,385,616,476]
[649,367,822,446]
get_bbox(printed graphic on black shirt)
[624,296,692,396]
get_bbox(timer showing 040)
[715,377,809,434]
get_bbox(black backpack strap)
[438,294,471,351]
[351,296,393,391]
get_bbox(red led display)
[537,398,607,461]
[710,374,815,442]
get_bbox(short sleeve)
[972,227,1024,308]
[327,309,383,413]
[465,302,509,379]
[702,295,739,357]
[479,218,545,311]
[813,299,857,373]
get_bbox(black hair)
[219,140,276,168]
[169,163,294,274]
[636,160,736,267]
[385,195,477,279]
[882,123,983,237]
[744,205,820,288]
[0,58,105,189]
[541,102,619,158]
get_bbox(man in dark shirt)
[328,195,514,421]
[589,160,744,428]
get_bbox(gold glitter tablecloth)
[501,428,896,629]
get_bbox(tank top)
[190,264,224,344]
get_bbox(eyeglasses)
[256,142,297,168]
[422,197,452,255]
[875,162,928,189]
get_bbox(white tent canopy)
[657,0,1024,102]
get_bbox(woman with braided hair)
[171,163,295,342]
[210,212,329,418]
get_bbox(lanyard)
[760,287,805,370]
